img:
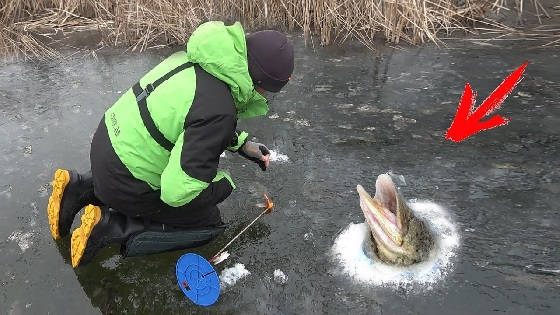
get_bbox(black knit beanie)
[246,30,294,93]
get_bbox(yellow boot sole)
[47,169,70,240]
[71,205,102,268]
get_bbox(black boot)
[47,169,98,240]
[71,206,145,268]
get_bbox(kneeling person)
[46,21,294,268]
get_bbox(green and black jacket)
[91,21,268,213]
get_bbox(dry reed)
[0,0,558,60]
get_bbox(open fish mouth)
[357,174,414,260]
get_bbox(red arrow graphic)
[445,61,528,142]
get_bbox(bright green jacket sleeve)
[160,131,235,207]
[227,130,249,152]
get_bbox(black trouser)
[143,204,222,229]
[90,120,224,229]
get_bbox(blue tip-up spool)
[176,253,220,306]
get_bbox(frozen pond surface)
[1,36,559,314]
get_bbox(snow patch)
[101,255,122,270]
[273,269,288,284]
[295,119,310,127]
[220,263,250,288]
[8,230,34,252]
[269,150,289,163]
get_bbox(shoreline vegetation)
[1,0,559,61]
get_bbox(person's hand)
[239,141,270,171]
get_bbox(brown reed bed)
[0,0,558,61]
